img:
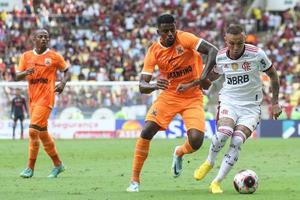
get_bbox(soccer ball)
[233,169,258,194]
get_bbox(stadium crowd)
[0,0,299,119]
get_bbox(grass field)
[0,138,299,200]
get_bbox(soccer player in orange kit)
[126,14,218,192]
[16,29,70,178]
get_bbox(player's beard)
[166,38,175,47]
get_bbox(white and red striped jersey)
[214,44,272,106]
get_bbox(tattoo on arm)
[265,66,279,104]
[197,40,218,80]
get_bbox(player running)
[126,14,218,192]
[16,29,70,178]
[11,88,28,140]
[178,24,282,193]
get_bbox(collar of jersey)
[226,46,245,60]
[33,48,50,55]
[158,38,176,49]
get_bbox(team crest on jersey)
[176,45,184,55]
[242,62,251,71]
[231,63,238,71]
[45,58,52,66]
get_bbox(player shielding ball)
[179,24,282,194]
[16,29,70,178]
[126,14,218,192]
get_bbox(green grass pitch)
[0,138,299,200]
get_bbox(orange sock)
[176,139,195,157]
[28,128,40,169]
[39,131,61,166]
[131,137,150,183]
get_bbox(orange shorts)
[29,105,52,128]
[146,95,205,132]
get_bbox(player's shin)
[213,130,245,183]
[28,128,40,169]
[39,131,61,166]
[20,122,24,139]
[131,137,150,183]
[12,122,16,140]
[176,139,195,157]
[207,126,233,165]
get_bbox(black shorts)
[14,115,24,121]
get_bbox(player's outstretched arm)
[55,69,70,94]
[197,40,218,80]
[139,74,169,94]
[15,68,34,81]
[264,66,282,119]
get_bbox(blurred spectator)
[0,0,299,119]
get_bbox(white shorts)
[217,102,261,132]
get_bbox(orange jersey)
[18,49,68,108]
[142,30,204,98]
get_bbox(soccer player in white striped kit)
[177,24,282,193]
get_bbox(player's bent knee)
[140,121,161,140]
[187,130,204,150]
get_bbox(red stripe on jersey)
[218,47,228,55]
[245,45,258,52]
[245,49,258,53]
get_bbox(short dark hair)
[157,14,175,26]
[226,24,244,34]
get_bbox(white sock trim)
[233,130,247,143]
[218,126,233,137]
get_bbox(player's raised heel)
[48,163,65,178]
[194,160,213,181]
[172,146,183,178]
[209,181,223,194]
[20,167,34,178]
[126,181,139,192]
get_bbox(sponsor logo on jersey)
[176,45,184,55]
[226,74,249,85]
[260,59,267,69]
[242,62,251,71]
[45,58,52,66]
[30,78,48,84]
[242,54,250,58]
[167,65,192,79]
[217,56,227,61]
[231,63,238,71]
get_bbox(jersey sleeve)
[213,56,224,74]
[141,45,156,75]
[257,49,272,71]
[17,54,26,72]
[178,31,202,50]
[56,53,68,72]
